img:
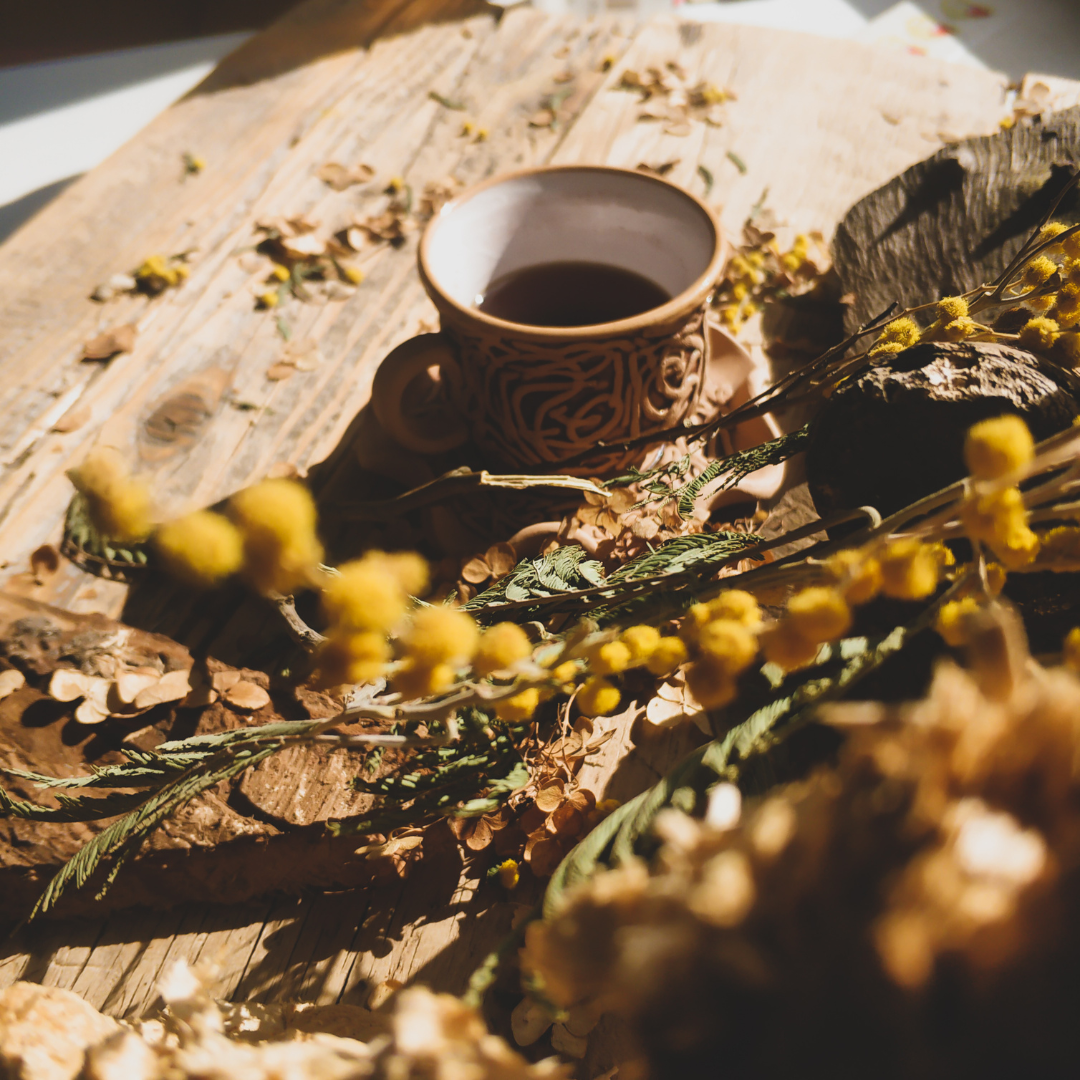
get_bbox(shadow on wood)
[194,0,501,94]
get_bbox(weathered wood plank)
[0,0,1043,1024]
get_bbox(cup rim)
[417,164,726,340]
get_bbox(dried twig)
[328,468,608,521]
[268,592,326,651]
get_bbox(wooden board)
[0,0,1035,1031]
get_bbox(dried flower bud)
[68,447,153,543]
[577,676,621,717]
[228,478,322,595]
[964,415,1035,480]
[1017,315,1060,351]
[495,687,540,723]
[154,510,243,587]
[645,636,688,677]
[474,622,532,675]
[785,586,851,643]
[401,607,479,667]
[879,539,939,600]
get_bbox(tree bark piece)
[806,341,1080,519]
[833,107,1080,332]
[0,595,377,924]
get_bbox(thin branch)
[268,592,326,651]
[326,468,608,521]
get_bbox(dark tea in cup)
[477,260,672,327]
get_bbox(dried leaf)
[646,696,688,728]
[629,516,660,540]
[535,780,565,813]
[447,816,471,841]
[281,233,327,259]
[636,160,679,177]
[374,834,424,858]
[549,732,583,759]
[52,406,90,433]
[91,273,137,302]
[317,161,375,190]
[183,684,219,708]
[465,817,494,851]
[281,337,323,371]
[511,998,553,1047]
[461,557,493,585]
[30,544,59,584]
[224,681,271,711]
[492,825,527,856]
[564,1003,601,1038]
[266,362,295,381]
[525,837,564,877]
[585,727,617,753]
[726,150,748,174]
[114,672,161,705]
[345,227,368,252]
[212,670,243,692]
[75,699,109,725]
[567,788,596,813]
[418,178,461,218]
[82,324,137,361]
[528,108,555,128]
[548,802,584,839]
[551,1022,588,1059]
[0,669,26,700]
[518,803,548,834]
[133,668,192,709]
[485,542,517,579]
[105,683,155,718]
[429,90,466,110]
[49,669,90,702]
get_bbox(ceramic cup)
[370,165,728,472]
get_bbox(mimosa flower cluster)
[865,222,1080,367]
[66,412,1078,726]
[522,610,1080,1077]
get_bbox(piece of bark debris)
[81,324,137,361]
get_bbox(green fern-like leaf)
[607,531,758,583]
[0,785,150,822]
[674,425,811,518]
[29,744,280,920]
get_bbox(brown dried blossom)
[0,960,567,1080]
[252,218,362,305]
[316,160,375,190]
[524,606,1080,1077]
[616,62,733,135]
[448,732,617,881]
[713,220,832,334]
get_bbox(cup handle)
[370,333,470,455]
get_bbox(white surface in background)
[0,33,249,218]
[1,1,1079,240]
[853,1,986,67]
[678,0,870,37]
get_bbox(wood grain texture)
[834,105,1080,331]
[0,0,1035,1024]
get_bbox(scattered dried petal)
[0,669,26,700]
[82,324,137,361]
[224,680,271,710]
[133,668,192,709]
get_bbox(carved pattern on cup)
[443,306,707,471]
